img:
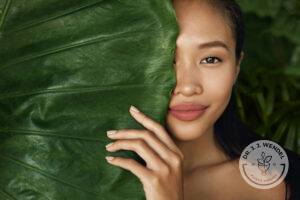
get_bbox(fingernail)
[107,130,117,136]
[130,105,140,113]
[106,142,114,148]
[105,156,114,162]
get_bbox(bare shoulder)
[217,159,287,199]
[184,159,287,200]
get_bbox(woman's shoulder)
[284,148,300,200]
[220,159,287,200]
[186,159,287,200]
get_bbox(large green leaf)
[0,0,178,199]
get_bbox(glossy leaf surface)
[0,0,178,199]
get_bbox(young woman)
[104,0,300,199]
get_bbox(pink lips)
[169,104,208,121]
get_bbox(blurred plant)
[236,0,300,154]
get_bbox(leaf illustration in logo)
[257,151,266,165]
[257,151,272,176]
[264,155,272,163]
[257,158,265,165]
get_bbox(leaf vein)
[1,0,104,34]
[0,189,17,200]
[0,0,12,31]
[0,129,106,142]
[1,28,159,70]
[0,84,170,100]
[0,154,100,196]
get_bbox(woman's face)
[166,0,241,142]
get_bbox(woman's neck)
[174,126,230,175]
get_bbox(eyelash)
[200,56,222,64]
[172,56,222,65]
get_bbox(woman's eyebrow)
[198,41,229,51]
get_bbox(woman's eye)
[200,56,221,64]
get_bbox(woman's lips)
[169,104,208,121]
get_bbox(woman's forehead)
[173,0,235,50]
[174,0,226,30]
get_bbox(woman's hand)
[105,105,184,200]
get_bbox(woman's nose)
[171,64,203,97]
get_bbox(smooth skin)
[105,0,288,199]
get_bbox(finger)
[107,129,179,166]
[106,139,166,171]
[129,105,184,159]
[105,156,151,183]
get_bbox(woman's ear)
[234,51,244,84]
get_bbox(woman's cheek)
[203,68,235,118]
[203,66,235,99]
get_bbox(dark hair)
[203,1,299,199]
[214,87,263,160]
[206,0,245,60]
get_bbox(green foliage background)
[236,0,300,155]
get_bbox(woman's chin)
[165,115,208,142]
[172,132,204,142]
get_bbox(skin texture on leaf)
[0,0,178,199]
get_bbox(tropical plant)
[236,0,300,154]
[0,0,177,199]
